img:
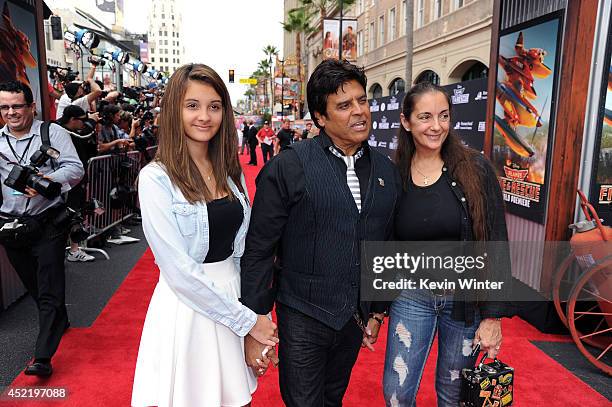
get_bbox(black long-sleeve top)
[240,132,372,314]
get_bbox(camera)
[47,65,79,85]
[4,145,63,199]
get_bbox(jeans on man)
[277,302,363,407]
[261,143,274,163]
[382,289,480,407]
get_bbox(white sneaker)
[66,249,95,262]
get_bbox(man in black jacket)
[241,60,401,406]
[246,120,259,165]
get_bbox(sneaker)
[66,249,95,262]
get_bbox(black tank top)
[204,196,244,263]
[394,175,462,241]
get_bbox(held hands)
[473,318,503,359]
[245,315,279,377]
[361,313,384,351]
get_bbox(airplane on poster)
[495,31,553,158]
[0,2,37,85]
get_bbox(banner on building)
[590,18,612,225]
[491,11,563,224]
[368,79,488,160]
[322,19,357,61]
[139,41,149,63]
[0,0,42,124]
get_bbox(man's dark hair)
[57,105,86,125]
[306,59,367,129]
[64,82,82,100]
[0,80,34,104]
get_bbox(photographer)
[56,105,98,262]
[98,104,133,154]
[56,63,102,118]
[0,81,84,377]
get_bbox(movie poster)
[590,20,612,225]
[322,19,357,61]
[0,0,42,123]
[491,12,562,224]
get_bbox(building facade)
[284,0,492,99]
[357,0,492,98]
[146,0,184,75]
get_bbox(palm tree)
[283,6,317,118]
[257,59,273,113]
[263,45,279,113]
[300,0,355,21]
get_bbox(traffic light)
[229,69,235,83]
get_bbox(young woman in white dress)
[132,63,278,407]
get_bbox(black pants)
[261,143,274,163]
[277,303,363,407]
[248,143,258,164]
[240,135,249,154]
[3,210,69,360]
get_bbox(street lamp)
[279,59,285,120]
[338,0,344,60]
[268,55,274,115]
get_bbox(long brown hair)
[154,63,243,203]
[395,82,488,241]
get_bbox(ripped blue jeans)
[383,289,481,407]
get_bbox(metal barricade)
[83,150,144,246]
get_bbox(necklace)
[412,161,443,186]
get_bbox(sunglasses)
[0,103,30,112]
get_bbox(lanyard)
[4,133,34,164]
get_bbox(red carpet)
[2,149,609,406]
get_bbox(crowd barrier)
[82,145,158,254]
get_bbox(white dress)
[131,257,257,407]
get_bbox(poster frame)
[491,10,564,224]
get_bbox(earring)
[404,127,410,132]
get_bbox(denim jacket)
[138,162,256,337]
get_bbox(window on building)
[461,62,488,81]
[151,57,155,62]
[378,15,385,46]
[389,8,396,41]
[172,15,175,20]
[357,30,364,57]
[159,30,162,35]
[176,41,180,46]
[369,22,375,50]
[454,0,464,9]
[357,0,364,14]
[151,48,155,54]
[434,0,442,19]
[164,31,168,36]
[370,83,383,98]
[388,78,405,95]
[165,57,168,62]
[414,70,440,85]
[416,0,424,28]
[161,13,165,18]
[401,0,407,35]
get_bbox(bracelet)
[371,315,384,325]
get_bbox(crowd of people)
[240,117,319,166]
[0,57,512,407]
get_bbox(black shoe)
[24,360,52,377]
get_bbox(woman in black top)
[383,82,512,407]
